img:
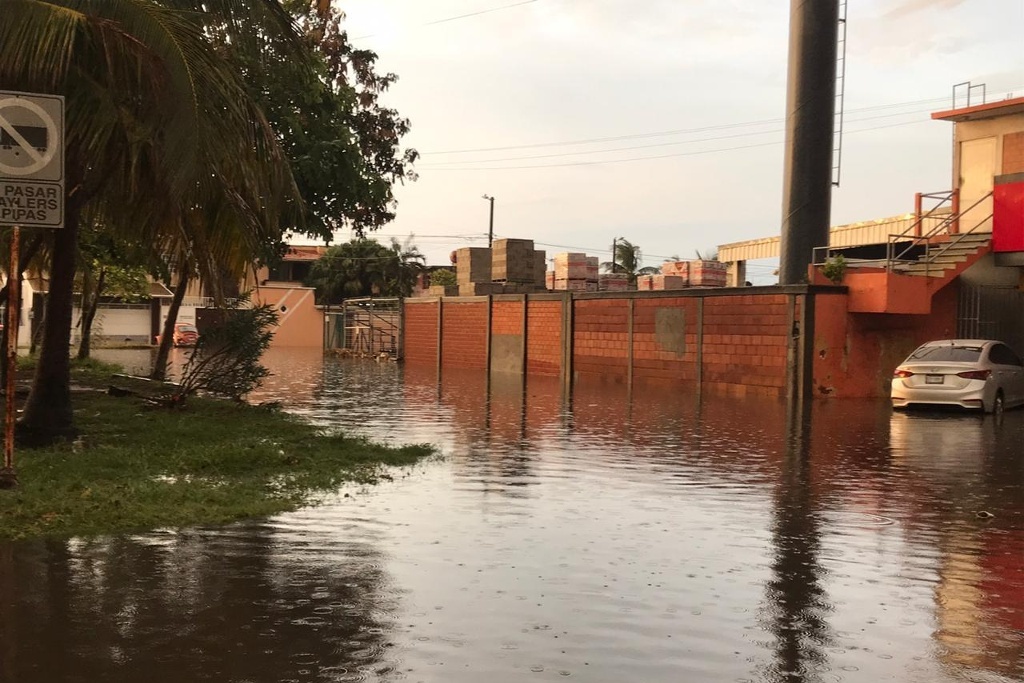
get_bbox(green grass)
[0,362,433,540]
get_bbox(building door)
[959,136,997,233]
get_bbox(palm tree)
[602,238,658,284]
[2,0,301,444]
[305,237,426,303]
[385,236,426,297]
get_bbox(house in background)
[243,244,327,348]
[8,244,329,350]
[14,275,179,349]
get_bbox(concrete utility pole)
[778,0,840,285]
[611,237,618,272]
[482,194,495,248]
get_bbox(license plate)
[925,375,944,384]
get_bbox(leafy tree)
[429,269,457,288]
[75,223,150,360]
[601,239,658,284]
[305,237,425,303]
[3,0,302,444]
[149,0,420,380]
[227,0,419,241]
[694,248,719,261]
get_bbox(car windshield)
[908,345,982,363]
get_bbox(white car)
[891,339,1024,414]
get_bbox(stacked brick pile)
[551,252,595,291]
[636,274,688,291]
[449,240,549,296]
[689,260,727,287]
[660,260,690,283]
[492,238,535,282]
[455,247,495,296]
[598,273,631,291]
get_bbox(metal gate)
[957,284,1024,352]
[324,297,403,358]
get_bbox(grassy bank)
[0,360,433,540]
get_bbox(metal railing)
[811,189,960,268]
[324,297,403,358]
[885,190,993,274]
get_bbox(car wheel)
[992,391,1005,415]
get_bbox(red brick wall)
[441,300,489,370]
[701,294,791,396]
[1004,131,1024,174]
[632,297,700,385]
[526,300,563,376]
[491,300,523,335]
[812,285,959,397]
[403,301,438,366]
[411,288,960,400]
[573,299,630,382]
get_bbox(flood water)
[2,348,1023,683]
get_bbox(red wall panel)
[993,178,1024,253]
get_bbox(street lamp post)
[482,194,495,248]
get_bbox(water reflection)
[3,351,1022,682]
[758,410,831,683]
[1,523,398,683]
[889,411,1024,677]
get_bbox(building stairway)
[891,233,991,278]
[816,190,994,314]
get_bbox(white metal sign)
[0,91,64,228]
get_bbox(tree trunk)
[29,295,45,356]
[0,233,45,386]
[77,267,106,360]
[17,200,81,446]
[151,268,190,381]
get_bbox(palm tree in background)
[2,0,302,444]
[385,237,426,297]
[602,238,658,284]
[305,237,427,303]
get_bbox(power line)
[419,107,941,166]
[423,0,538,26]
[419,119,929,171]
[420,88,1024,156]
[354,0,538,39]
[419,96,953,156]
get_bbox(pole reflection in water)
[3,350,1024,682]
[758,402,832,682]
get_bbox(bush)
[173,295,277,404]
[822,254,847,284]
[430,268,456,288]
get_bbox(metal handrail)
[890,190,956,243]
[886,191,993,272]
[914,210,994,277]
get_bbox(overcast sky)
[333,0,1023,281]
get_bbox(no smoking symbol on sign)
[0,96,62,181]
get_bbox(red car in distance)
[156,322,199,347]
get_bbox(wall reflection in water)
[2,353,1022,682]
[0,522,397,682]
